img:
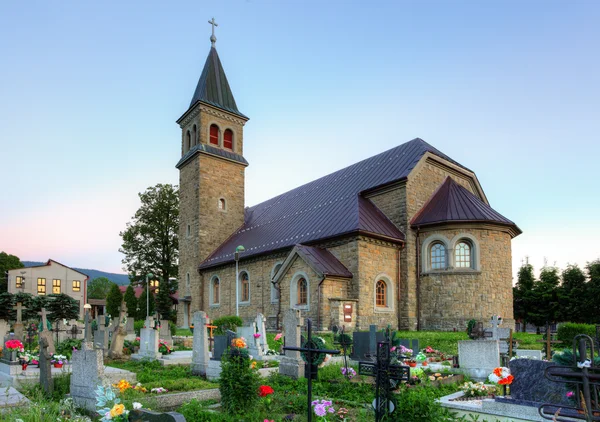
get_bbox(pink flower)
[566,391,574,398]
[253,333,261,339]
[274,333,282,341]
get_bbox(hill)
[22,261,130,286]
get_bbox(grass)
[175,328,193,336]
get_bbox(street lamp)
[145,273,154,320]
[234,245,245,317]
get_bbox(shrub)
[556,323,596,347]
[212,315,243,335]
[55,338,82,360]
[170,320,177,336]
[219,351,260,414]
[134,320,145,336]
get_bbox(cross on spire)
[208,17,218,47]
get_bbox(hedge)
[556,322,596,347]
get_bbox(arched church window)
[186,130,191,152]
[455,240,472,269]
[240,272,250,302]
[210,124,219,145]
[271,263,282,303]
[218,198,226,211]
[376,280,387,307]
[223,129,233,150]
[297,278,307,306]
[430,243,446,270]
[193,124,197,146]
[212,277,220,305]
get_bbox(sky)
[1,1,599,280]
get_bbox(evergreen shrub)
[556,323,596,347]
[213,315,243,334]
[219,350,260,414]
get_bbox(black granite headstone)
[129,409,186,422]
[508,359,570,406]
[351,331,384,359]
[211,335,228,361]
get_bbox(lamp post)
[145,273,154,321]
[234,245,245,317]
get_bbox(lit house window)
[297,278,307,306]
[455,241,472,268]
[52,279,61,294]
[223,129,233,149]
[430,243,446,270]
[210,124,219,145]
[240,272,250,302]
[376,280,387,307]
[37,278,46,295]
[150,279,159,294]
[72,280,81,292]
[16,276,23,289]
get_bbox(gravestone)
[507,358,570,406]
[125,317,136,342]
[129,409,186,422]
[255,313,269,354]
[94,315,109,353]
[350,327,384,360]
[212,330,236,361]
[0,320,9,350]
[38,308,56,355]
[70,313,105,411]
[159,319,173,346]
[457,340,499,381]
[108,304,127,359]
[279,309,305,379]
[12,302,24,340]
[515,349,543,360]
[191,311,209,376]
[39,335,53,395]
[133,316,161,360]
[485,315,511,354]
[237,324,263,359]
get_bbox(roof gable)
[20,259,89,277]
[273,245,352,284]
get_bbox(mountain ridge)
[22,261,130,286]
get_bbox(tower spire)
[208,17,218,47]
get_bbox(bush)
[556,323,596,347]
[212,315,243,335]
[134,320,145,336]
[55,338,82,360]
[170,320,177,336]
[219,352,260,414]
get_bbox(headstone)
[507,358,570,406]
[108,304,127,359]
[212,331,236,361]
[191,311,209,376]
[237,324,262,359]
[159,319,173,346]
[515,349,543,360]
[125,317,136,342]
[255,313,269,354]
[12,302,24,341]
[128,409,186,422]
[38,308,56,355]
[83,310,93,349]
[350,329,384,360]
[369,325,377,356]
[279,309,305,379]
[39,336,53,395]
[133,316,161,360]
[70,336,104,411]
[0,320,9,349]
[457,340,499,381]
[485,315,511,354]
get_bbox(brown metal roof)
[410,177,521,235]
[200,138,466,269]
[295,245,353,278]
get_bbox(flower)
[274,333,283,341]
[113,379,132,392]
[109,403,125,418]
[151,387,168,394]
[488,367,513,385]
[340,367,356,379]
[312,399,335,419]
[566,391,574,398]
[232,337,247,348]
[133,402,142,410]
[258,385,274,397]
[251,361,257,369]
[5,339,24,351]
[253,333,261,338]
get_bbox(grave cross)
[84,309,92,344]
[539,335,600,421]
[536,325,562,360]
[333,325,353,380]
[13,302,23,323]
[283,318,340,422]
[359,341,410,422]
[38,308,49,332]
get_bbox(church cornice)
[177,101,249,128]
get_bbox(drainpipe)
[317,275,326,331]
[397,245,403,330]
[415,228,421,331]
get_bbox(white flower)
[133,402,142,410]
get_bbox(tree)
[584,260,600,323]
[46,294,79,322]
[106,283,124,318]
[137,287,155,320]
[528,266,561,328]
[123,285,138,318]
[513,263,536,331]
[88,277,115,300]
[558,264,587,323]
[155,280,174,321]
[119,184,179,287]
[14,292,37,320]
[0,292,14,320]
[0,251,24,293]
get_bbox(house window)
[455,241,472,268]
[218,198,226,211]
[150,279,159,294]
[240,272,250,302]
[209,124,219,145]
[430,243,447,270]
[72,280,81,292]
[212,277,220,305]
[16,276,23,289]
[297,278,307,306]
[223,129,233,149]
[37,278,46,295]
[376,280,387,307]
[52,279,61,294]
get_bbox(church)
[175,29,521,332]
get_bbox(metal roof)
[295,245,353,279]
[200,138,459,269]
[410,177,521,235]
[175,143,249,169]
[186,47,247,119]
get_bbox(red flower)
[258,385,274,397]
[498,375,514,385]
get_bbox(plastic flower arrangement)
[274,333,283,343]
[232,337,247,349]
[158,339,172,354]
[415,352,427,362]
[5,339,24,351]
[488,367,514,385]
[133,383,147,393]
[312,399,336,420]
[397,345,413,357]
[150,387,168,394]
[460,381,496,398]
[253,333,261,339]
[51,354,68,365]
[96,384,142,421]
[113,379,132,393]
[340,367,356,379]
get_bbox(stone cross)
[38,308,49,331]
[83,310,92,345]
[108,303,128,359]
[39,336,53,395]
[279,309,305,379]
[13,302,23,324]
[38,308,55,355]
[191,311,209,376]
[12,302,24,340]
[255,313,269,354]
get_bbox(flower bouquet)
[51,354,68,368]
[18,351,35,370]
[158,339,172,354]
[460,381,496,399]
[96,384,142,421]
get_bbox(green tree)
[155,279,173,321]
[119,184,179,289]
[87,277,115,300]
[584,260,600,323]
[14,292,36,320]
[0,292,14,320]
[46,294,79,322]
[123,285,138,318]
[513,263,536,331]
[137,287,155,320]
[528,266,561,329]
[0,252,24,293]
[558,264,587,323]
[106,283,123,318]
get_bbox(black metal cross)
[283,318,340,422]
[333,325,353,379]
[359,341,410,422]
[539,334,600,421]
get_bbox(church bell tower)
[176,19,249,325]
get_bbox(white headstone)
[132,317,161,360]
[255,313,269,354]
[237,324,263,359]
[191,311,209,376]
[279,309,305,379]
[0,320,9,346]
[458,340,500,381]
[159,319,173,346]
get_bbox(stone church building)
[176,39,521,331]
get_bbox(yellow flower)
[110,403,125,417]
[113,379,132,392]
[251,361,257,369]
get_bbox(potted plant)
[51,354,67,368]
[5,339,24,362]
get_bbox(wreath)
[301,336,327,366]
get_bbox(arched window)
[218,198,226,211]
[271,263,282,303]
[223,129,233,149]
[455,240,472,268]
[376,280,387,307]
[297,278,307,306]
[186,130,191,152]
[212,277,220,304]
[186,273,190,286]
[240,272,250,302]
[193,124,197,146]
[430,243,446,270]
[209,124,219,145]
